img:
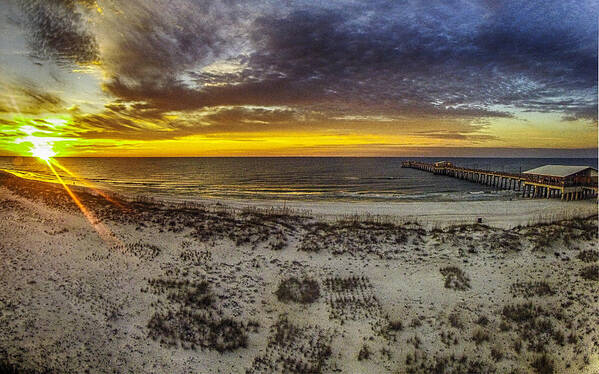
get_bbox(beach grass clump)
[577,250,598,263]
[580,265,599,281]
[179,247,212,266]
[410,317,423,328]
[500,302,568,354]
[188,209,292,250]
[440,330,459,347]
[146,277,255,352]
[490,346,504,362]
[298,220,411,258]
[405,354,496,374]
[148,278,213,308]
[0,357,58,374]
[559,216,598,241]
[275,277,320,304]
[246,315,332,373]
[502,302,543,323]
[495,231,521,252]
[439,266,471,290]
[323,276,383,322]
[147,309,250,352]
[388,320,403,332]
[510,281,555,298]
[476,315,490,326]
[448,312,464,329]
[523,216,598,251]
[113,240,161,260]
[531,353,554,374]
[267,231,287,250]
[357,344,371,361]
[528,227,559,252]
[472,328,490,345]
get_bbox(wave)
[3,156,588,203]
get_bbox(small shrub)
[577,250,598,263]
[531,354,554,374]
[513,340,522,354]
[476,315,490,326]
[472,328,489,345]
[388,320,403,331]
[449,312,464,329]
[510,281,554,297]
[410,317,422,328]
[358,344,371,361]
[502,302,542,323]
[275,277,320,303]
[440,266,471,291]
[580,265,599,281]
[567,332,577,345]
[490,346,504,362]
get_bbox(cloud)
[96,1,596,122]
[562,104,598,122]
[98,0,249,90]
[5,0,598,148]
[18,0,99,65]
[0,78,65,115]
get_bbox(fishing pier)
[401,161,598,201]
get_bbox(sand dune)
[0,172,598,373]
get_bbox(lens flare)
[45,159,121,247]
[48,158,129,211]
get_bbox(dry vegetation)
[439,266,471,290]
[298,219,415,258]
[246,316,332,373]
[510,281,555,298]
[112,240,162,260]
[577,249,598,263]
[275,277,320,304]
[145,277,258,352]
[580,265,599,281]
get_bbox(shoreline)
[1,169,596,229]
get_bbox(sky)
[0,0,597,157]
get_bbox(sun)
[14,123,60,161]
[31,141,56,161]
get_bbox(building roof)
[523,165,597,178]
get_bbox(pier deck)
[401,161,598,201]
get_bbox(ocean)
[0,157,597,202]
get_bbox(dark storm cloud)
[96,0,597,127]
[203,107,298,126]
[100,1,236,81]
[18,0,99,65]
[244,2,597,117]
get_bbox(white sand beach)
[0,172,598,373]
[204,198,598,229]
